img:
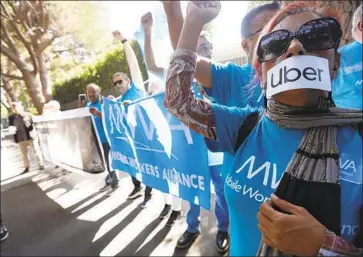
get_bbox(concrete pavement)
[1,141,228,256]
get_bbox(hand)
[89,107,101,116]
[141,12,153,33]
[122,100,132,106]
[186,1,221,26]
[113,30,125,41]
[257,194,325,256]
[78,100,86,108]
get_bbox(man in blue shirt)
[85,84,119,196]
[333,4,362,109]
[111,30,154,207]
[162,1,280,252]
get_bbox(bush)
[53,41,148,105]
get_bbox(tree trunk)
[22,71,45,114]
[278,1,361,46]
[1,91,13,112]
[37,52,53,102]
[1,77,18,102]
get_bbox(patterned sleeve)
[164,49,217,140]
[319,229,362,256]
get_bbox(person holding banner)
[140,12,184,226]
[165,1,362,256]
[111,30,153,207]
[332,4,362,110]
[142,10,229,251]
[79,83,119,196]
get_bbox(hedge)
[53,41,149,105]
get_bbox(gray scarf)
[257,98,363,256]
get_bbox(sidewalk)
[1,142,227,256]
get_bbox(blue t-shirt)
[120,82,144,102]
[207,62,264,108]
[205,62,265,180]
[87,100,108,144]
[332,41,362,109]
[211,104,362,256]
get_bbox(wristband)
[121,39,127,44]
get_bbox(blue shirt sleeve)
[210,103,257,155]
[205,62,252,106]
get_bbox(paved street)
[1,140,226,256]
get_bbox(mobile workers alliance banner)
[33,108,105,174]
[103,94,211,209]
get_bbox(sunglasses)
[113,80,123,87]
[257,18,342,63]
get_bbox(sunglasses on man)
[113,80,123,87]
[257,18,342,63]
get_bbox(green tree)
[1,1,63,113]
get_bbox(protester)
[165,1,362,256]
[8,102,44,173]
[79,83,119,196]
[333,4,362,109]
[161,1,280,252]
[113,30,153,207]
[90,30,151,206]
[139,13,182,226]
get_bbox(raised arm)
[164,1,221,139]
[162,0,215,89]
[113,30,145,92]
[141,12,164,74]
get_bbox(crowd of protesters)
[2,1,362,256]
[77,1,362,255]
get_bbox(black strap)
[234,112,262,153]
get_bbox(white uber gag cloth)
[266,56,332,99]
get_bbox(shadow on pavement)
[1,169,226,257]
[116,217,164,256]
[136,225,172,256]
[0,179,137,256]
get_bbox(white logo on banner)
[266,56,331,99]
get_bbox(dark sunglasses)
[257,18,342,63]
[113,80,123,87]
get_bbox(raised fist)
[186,1,221,26]
[113,30,125,41]
[141,12,153,33]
